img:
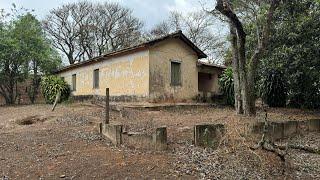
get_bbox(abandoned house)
[55,31,225,102]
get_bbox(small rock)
[60,174,66,178]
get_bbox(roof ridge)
[54,31,207,74]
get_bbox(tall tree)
[43,1,143,65]
[259,0,320,109]
[0,11,61,105]
[214,0,280,116]
[0,19,28,104]
[14,13,61,103]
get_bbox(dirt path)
[0,103,319,179]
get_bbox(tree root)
[250,134,286,162]
[275,143,320,154]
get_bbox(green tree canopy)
[0,10,61,104]
[259,0,320,108]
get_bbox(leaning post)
[105,88,110,124]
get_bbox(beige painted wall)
[149,39,199,101]
[58,50,150,98]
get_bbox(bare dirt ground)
[0,103,319,179]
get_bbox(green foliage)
[15,13,62,103]
[40,76,70,104]
[0,8,61,104]
[219,67,234,106]
[260,69,287,107]
[239,0,320,109]
[260,0,320,109]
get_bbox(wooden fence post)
[105,88,109,124]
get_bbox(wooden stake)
[105,88,109,124]
[51,91,61,112]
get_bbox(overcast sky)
[0,0,213,29]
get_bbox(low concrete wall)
[123,127,167,150]
[194,124,225,149]
[100,123,167,150]
[251,119,320,140]
[100,123,123,145]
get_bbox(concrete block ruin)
[100,123,123,145]
[100,123,167,150]
[251,119,320,140]
[194,124,225,149]
[123,127,167,150]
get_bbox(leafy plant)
[219,67,234,106]
[257,0,320,109]
[40,76,70,104]
[260,69,287,107]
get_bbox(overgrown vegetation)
[217,0,320,110]
[0,7,61,105]
[219,67,234,106]
[259,69,286,107]
[40,76,70,104]
[260,0,320,109]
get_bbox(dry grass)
[0,103,319,179]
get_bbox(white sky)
[0,0,214,30]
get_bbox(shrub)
[260,69,287,107]
[219,67,234,106]
[40,75,70,104]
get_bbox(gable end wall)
[149,38,199,101]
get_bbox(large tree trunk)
[230,24,243,114]
[29,60,40,104]
[216,0,279,116]
[216,0,253,116]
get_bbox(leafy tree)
[219,67,234,106]
[260,0,320,109]
[0,18,28,104]
[214,0,281,116]
[14,13,61,103]
[0,9,61,105]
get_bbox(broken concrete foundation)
[100,123,167,150]
[194,124,225,149]
[251,119,320,140]
[122,127,167,150]
[100,123,123,145]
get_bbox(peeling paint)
[58,50,150,98]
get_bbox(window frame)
[93,69,99,89]
[170,60,182,86]
[72,74,77,91]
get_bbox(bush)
[40,75,70,104]
[219,67,234,106]
[260,69,287,107]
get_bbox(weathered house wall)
[149,39,198,101]
[55,32,224,102]
[197,66,223,94]
[59,50,150,100]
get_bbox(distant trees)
[43,1,143,65]
[0,9,61,105]
[148,11,226,64]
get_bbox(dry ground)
[0,103,319,179]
